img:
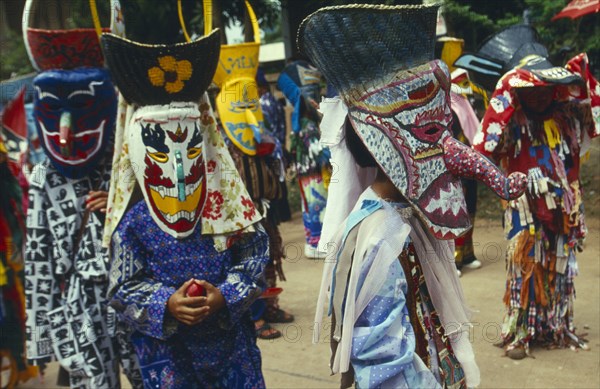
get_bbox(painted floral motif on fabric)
[109,200,269,388]
[25,161,141,388]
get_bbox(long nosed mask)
[299,4,526,239]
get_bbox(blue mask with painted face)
[33,68,117,178]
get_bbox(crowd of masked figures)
[1,0,599,388]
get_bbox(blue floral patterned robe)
[109,200,269,388]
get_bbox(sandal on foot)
[264,308,295,323]
[255,320,281,340]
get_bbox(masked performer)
[202,1,293,339]
[277,60,331,258]
[258,68,292,223]
[0,98,38,387]
[101,19,269,386]
[472,28,600,359]
[22,0,141,387]
[299,5,527,388]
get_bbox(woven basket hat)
[299,4,477,240]
[22,0,111,71]
[299,4,438,104]
[101,31,221,106]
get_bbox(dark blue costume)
[110,201,269,388]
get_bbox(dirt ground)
[20,214,599,389]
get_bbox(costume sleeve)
[472,71,520,160]
[109,222,178,340]
[24,176,60,363]
[565,53,600,139]
[217,224,269,328]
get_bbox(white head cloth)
[317,96,377,253]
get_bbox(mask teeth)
[162,210,194,224]
[185,179,201,196]
[442,137,527,200]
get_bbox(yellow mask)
[213,41,263,155]
[206,1,264,156]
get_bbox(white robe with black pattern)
[25,160,141,388]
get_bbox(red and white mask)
[129,102,206,238]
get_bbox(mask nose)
[174,150,186,201]
[59,111,72,157]
[443,137,527,200]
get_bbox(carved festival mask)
[32,68,116,178]
[299,4,527,239]
[128,103,206,238]
[211,1,265,155]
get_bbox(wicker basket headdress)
[101,31,220,106]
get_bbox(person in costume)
[299,4,528,388]
[101,18,269,386]
[258,67,292,223]
[21,1,141,387]
[437,38,483,274]
[0,102,38,387]
[277,59,331,259]
[471,26,600,359]
[204,1,294,340]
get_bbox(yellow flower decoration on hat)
[148,56,192,94]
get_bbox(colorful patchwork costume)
[471,26,600,358]
[101,18,268,388]
[22,1,141,387]
[299,4,527,388]
[0,94,38,387]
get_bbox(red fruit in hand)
[186,282,206,297]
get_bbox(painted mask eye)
[148,151,169,163]
[408,81,436,101]
[70,98,95,110]
[43,101,62,111]
[187,147,202,159]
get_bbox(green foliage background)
[443,0,600,75]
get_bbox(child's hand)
[167,279,209,326]
[191,280,226,323]
[86,190,109,213]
